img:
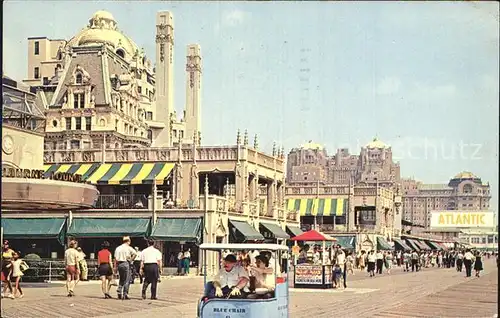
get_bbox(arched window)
[147,129,153,141]
[116,49,125,58]
[463,184,473,194]
[75,73,83,84]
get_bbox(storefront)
[259,222,290,243]
[393,238,412,251]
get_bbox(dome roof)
[301,141,323,150]
[67,11,139,58]
[366,137,389,149]
[453,171,477,179]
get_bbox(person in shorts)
[97,241,114,298]
[65,240,81,297]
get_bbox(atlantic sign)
[430,211,495,228]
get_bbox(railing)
[94,194,149,209]
[285,185,351,196]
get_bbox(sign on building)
[430,211,495,228]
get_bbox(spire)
[272,142,277,156]
[204,174,209,195]
[236,129,241,145]
[243,130,249,146]
[253,134,258,150]
[193,129,198,145]
[280,146,285,159]
[198,131,201,146]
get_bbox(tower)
[184,44,202,142]
[154,11,175,146]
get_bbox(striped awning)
[43,163,175,185]
[285,198,348,216]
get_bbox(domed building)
[23,10,202,151]
[401,171,492,230]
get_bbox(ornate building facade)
[401,172,492,230]
[23,10,201,150]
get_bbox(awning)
[405,239,420,251]
[229,220,264,242]
[437,242,449,250]
[290,229,336,242]
[286,198,348,216]
[1,218,66,244]
[67,218,151,238]
[376,237,393,250]
[43,163,175,185]
[259,222,290,240]
[286,226,304,237]
[425,241,442,250]
[393,238,412,251]
[413,239,430,250]
[332,236,356,250]
[150,218,202,242]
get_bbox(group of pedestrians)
[65,236,163,300]
[1,240,29,299]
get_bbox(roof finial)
[272,142,277,156]
[253,134,258,150]
[236,129,241,145]
[243,130,249,146]
[198,131,201,146]
[204,174,209,195]
[280,146,285,159]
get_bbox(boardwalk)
[1,260,497,318]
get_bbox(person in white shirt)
[140,239,162,300]
[64,240,81,297]
[456,251,464,272]
[114,236,136,300]
[375,251,384,274]
[205,254,249,299]
[463,250,474,277]
[9,251,28,298]
[367,251,376,277]
[183,248,191,275]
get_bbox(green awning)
[1,218,66,245]
[259,222,290,240]
[332,236,356,250]
[425,241,442,250]
[414,239,430,250]
[67,218,151,238]
[393,238,412,251]
[286,226,304,237]
[376,237,393,250]
[229,220,264,242]
[405,239,420,251]
[150,218,202,242]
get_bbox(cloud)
[222,9,249,27]
[375,76,401,95]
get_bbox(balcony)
[94,194,149,210]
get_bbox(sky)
[3,1,499,213]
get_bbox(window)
[34,67,40,79]
[85,117,91,131]
[115,119,119,131]
[34,41,39,55]
[70,140,80,149]
[116,49,125,58]
[138,86,142,94]
[82,141,91,149]
[147,129,153,141]
[146,111,153,120]
[65,117,72,130]
[75,117,82,130]
[43,77,49,85]
[75,73,83,84]
[73,93,85,108]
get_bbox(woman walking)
[76,247,88,281]
[346,252,354,275]
[10,251,28,298]
[385,252,393,274]
[97,241,114,299]
[473,251,483,277]
[2,241,15,299]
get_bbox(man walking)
[140,239,162,300]
[375,250,384,275]
[463,249,474,277]
[411,250,419,272]
[114,236,137,300]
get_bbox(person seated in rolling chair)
[247,254,275,299]
[204,254,249,300]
